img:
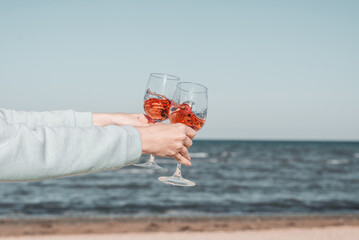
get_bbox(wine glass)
[158,82,208,186]
[133,73,180,171]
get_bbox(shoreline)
[1,214,359,236]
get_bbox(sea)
[0,140,358,219]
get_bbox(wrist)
[92,113,113,127]
[134,126,152,155]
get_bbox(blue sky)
[0,0,358,140]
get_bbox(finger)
[185,126,197,139]
[183,137,193,149]
[174,153,192,166]
[180,146,191,161]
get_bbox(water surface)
[0,140,358,218]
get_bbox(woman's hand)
[135,123,196,166]
[93,113,152,127]
[93,114,196,166]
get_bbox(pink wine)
[169,103,205,131]
[144,98,171,122]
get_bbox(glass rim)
[150,73,180,81]
[176,82,208,93]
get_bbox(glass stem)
[148,121,158,164]
[149,154,155,163]
[173,163,182,178]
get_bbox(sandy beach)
[1,227,359,240]
[0,215,359,239]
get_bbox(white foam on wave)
[220,151,230,157]
[117,168,155,174]
[354,153,359,158]
[326,159,350,165]
[164,209,213,217]
[230,152,239,157]
[208,158,219,163]
[190,152,209,158]
[156,158,174,164]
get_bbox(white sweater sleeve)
[0,108,93,128]
[0,117,142,182]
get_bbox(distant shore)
[1,215,359,237]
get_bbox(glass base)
[133,161,168,172]
[158,175,196,187]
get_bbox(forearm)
[92,113,115,127]
[0,108,92,128]
[0,108,150,129]
[92,113,151,127]
[0,118,141,182]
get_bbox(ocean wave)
[155,159,174,164]
[326,159,350,165]
[208,158,219,163]
[116,168,155,174]
[190,152,210,158]
[163,209,215,217]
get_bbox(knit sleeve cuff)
[74,112,93,127]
